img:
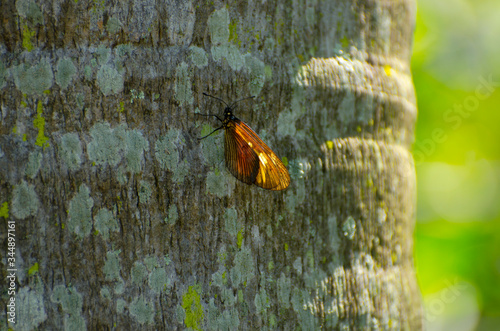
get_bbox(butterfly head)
[224,107,235,120]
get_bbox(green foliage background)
[412,0,500,329]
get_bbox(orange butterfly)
[198,93,290,191]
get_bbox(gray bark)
[0,0,422,329]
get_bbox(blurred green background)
[412,0,500,330]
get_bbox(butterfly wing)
[224,121,260,185]
[226,118,290,190]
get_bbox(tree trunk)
[0,0,421,329]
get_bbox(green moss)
[118,101,124,112]
[67,184,94,239]
[237,228,244,249]
[25,150,42,178]
[174,62,193,106]
[280,156,288,169]
[12,180,39,219]
[129,296,155,325]
[21,23,35,52]
[12,58,54,95]
[96,64,124,96]
[94,208,118,240]
[0,201,9,218]
[55,57,77,90]
[33,101,50,149]
[341,35,349,48]
[182,284,204,331]
[228,20,239,44]
[28,262,39,276]
[59,133,82,171]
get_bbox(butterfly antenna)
[203,93,228,106]
[195,113,223,122]
[198,126,223,140]
[229,95,255,109]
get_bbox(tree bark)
[0,0,421,329]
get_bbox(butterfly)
[198,93,290,191]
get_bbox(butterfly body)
[200,94,290,191]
